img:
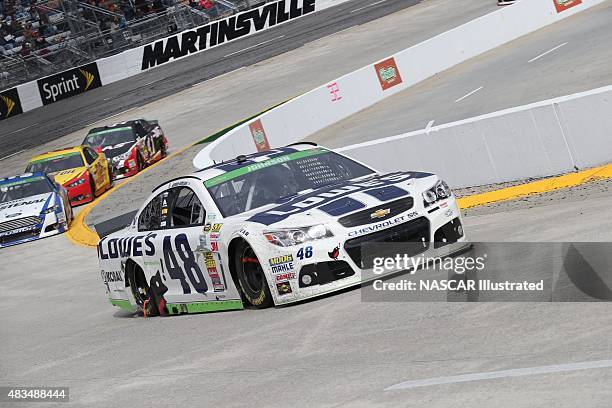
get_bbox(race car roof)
[0,172,48,185]
[28,146,84,163]
[153,144,324,193]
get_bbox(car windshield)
[205,148,374,217]
[0,176,52,203]
[84,127,135,148]
[26,152,84,174]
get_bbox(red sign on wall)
[374,57,403,91]
[249,119,271,152]
[553,0,581,13]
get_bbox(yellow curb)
[457,163,612,209]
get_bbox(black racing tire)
[234,241,273,308]
[136,152,144,172]
[127,263,150,313]
[89,175,97,198]
[107,166,114,188]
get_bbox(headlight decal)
[264,225,334,247]
[423,180,452,207]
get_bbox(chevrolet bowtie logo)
[80,69,95,91]
[370,208,390,219]
[1,95,15,118]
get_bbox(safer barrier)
[1,0,328,121]
[339,85,612,188]
[193,0,605,168]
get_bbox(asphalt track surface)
[309,0,612,146]
[1,182,611,408]
[0,0,423,158]
[1,2,611,406]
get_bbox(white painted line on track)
[425,120,435,131]
[192,66,245,87]
[0,149,25,161]
[224,36,285,58]
[528,42,568,63]
[350,0,387,13]
[306,25,358,45]
[385,359,612,391]
[455,86,483,103]
[3,122,39,136]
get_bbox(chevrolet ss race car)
[0,172,72,248]
[26,146,113,206]
[97,145,467,316]
[82,119,168,180]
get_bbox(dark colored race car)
[83,119,169,180]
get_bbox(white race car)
[97,144,467,316]
[0,172,73,248]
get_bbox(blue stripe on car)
[363,185,409,202]
[318,197,366,216]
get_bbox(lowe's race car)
[0,173,73,248]
[97,145,467,316]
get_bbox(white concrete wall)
[193,0,606,169]
[338,85,612,188]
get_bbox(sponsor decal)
[211,223,223,232]
[248,172,415,225]
[0,88,23,121]
[238,228,249,236]
[326,82,342,102]
[374,57,403,91]
[0,197,45,211]
[210,241,219,252]
[205,252,225,292]
[141,0,316,71]
[370,208,390,219]
[553,0,581,12]
[276,280,293,295]
[0,224,38,237]
[275,272,296,282]
[269,254,294,273]
[209,233,220,240]
[348,212,418,237]
[98,234,157,259]
[328,245,340,260]
[249,119,271,152]
[37,62,102,105]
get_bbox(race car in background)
[0,172,72,248]
[26,146,113,206]
[97,144,467,316]
[82,119,168,180]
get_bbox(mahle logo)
[374,57,403,91]
[1,95,15,118]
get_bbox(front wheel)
[234,241,273,308]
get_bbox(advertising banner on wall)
[0,88,23,121]
[37,62,102,106]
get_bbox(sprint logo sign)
[37,62,102,105]
[0,88,23,121]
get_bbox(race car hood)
[51,168,87,185]
[0,192,53,219]
[102,141,134,160]
[241,171,437,227]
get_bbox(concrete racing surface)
[1,186,612,407]
[309,0,612,147]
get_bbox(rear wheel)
[234,241,273,308]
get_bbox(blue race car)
[0,172,73,248]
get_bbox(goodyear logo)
[0,88,23,121]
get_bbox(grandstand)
[0,0,267,89]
